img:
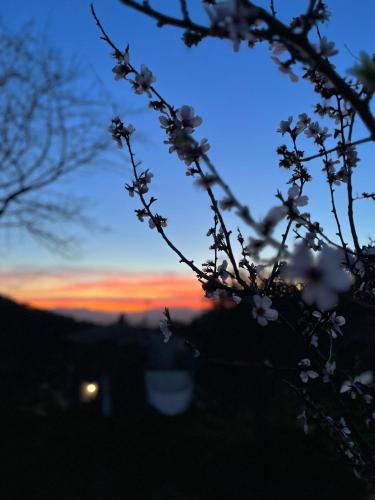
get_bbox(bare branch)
[0,24,109,250]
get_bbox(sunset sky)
[0,1,374,321]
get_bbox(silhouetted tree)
[0,25,108,252]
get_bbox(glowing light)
[80,381,99,402]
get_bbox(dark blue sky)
[1,0,374,278]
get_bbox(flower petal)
[253,295,262,307]
[257,316,268,327]
[316,287,337,312]
[261,296,272,309]
[265,308,278,321]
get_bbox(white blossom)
[286,184,309,213]
[232,295,242,304]
[124,123,135,135]
[112,46,131,80]
[323,360,336,383]
[206,289,221,301]
[304,121,321,138]
[310,334,319,348]
[133,170,153,195]
[277,116,293,135]
[261,205,288,232]
[341,371,374,399]
[329,312,345,338]
[148,216,167,230]
[271,56,299,82]
[305,121,331,142]
[176,106,203,133]
[132,64,156,96]
[282,244,352,311]
[304,229,324,251]
[217,259,229,282]
[261,186,307,233]
[315,36,338,57]
[297,409,309,434]
[296,113,310,134]
[299,358,319,383]
[180,138,210,166]
[159,317,172,343]
[252,295,278,326]
[338,417,351,438]
[204,0,258,51]
[312,310,322,320]
[349,52,375,91]
[270,41,286,56]
[108,117,134,148]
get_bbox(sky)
[0,0,374,321]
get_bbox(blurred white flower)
[299,358,319,383]
[338,417,351,437]
[217,259,229,282]
[286,184,309,213]
[252,295,278,326]
[108,117,134,148]
[132,64,156,96]
[341,371,374,399]
[282,244,352,311]
[277,116,293,135]
[159,318,172,343]
[349,52,375,91]
[270,41,286,56]
[296,113,310,134]
[148,215,167,230]
[232,295,242,304]
[261,205,288,232]
[204,0,257,51]
[112,46,131,80]
[272,56,299,82]
[310,334,319,348]
[297,409,309,434]
[316,36,338,57]
[323,360,336,383]
[176,106,203,133]
[304,121,321,138]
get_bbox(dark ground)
[0,410,366,500]
[1,295,373,500]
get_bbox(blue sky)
[0,1,374,288]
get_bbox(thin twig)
[336,96,361,254]
[119,0,375,137]
[270,0,276,17]
[179,0,191,22]
[195,160,247,289]
[300,136,373,163]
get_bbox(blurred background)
[0,1,374,498]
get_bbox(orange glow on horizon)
[28,296,210,313]
[0,268,211,315]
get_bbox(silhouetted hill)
[0,295,95,339]
[53,305,206,327]
[0,295,98,365]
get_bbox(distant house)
[67,318,197,416]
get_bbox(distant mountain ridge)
[0,294,206,332]
[53,306,206,327]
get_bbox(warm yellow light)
[86,383,98,394]
[80,381,99,402]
